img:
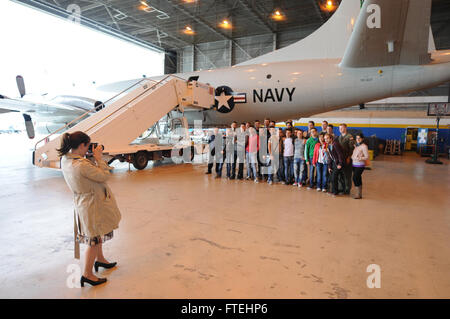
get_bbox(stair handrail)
[81,74,182,135]
[33,75,185,151]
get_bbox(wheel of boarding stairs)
[132,151,149,170]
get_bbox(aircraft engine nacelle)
[50,95,105,112]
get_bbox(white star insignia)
[216,91,233,110]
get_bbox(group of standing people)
[205,119,369,199]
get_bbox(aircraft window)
[266,74,272,79]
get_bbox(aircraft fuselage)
[167,50,450,125]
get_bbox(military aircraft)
[2,0,450,135]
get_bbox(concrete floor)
[0,133,449,299]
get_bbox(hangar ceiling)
[14,0,450,51]
[13,0,344,50]
[11,0,450,75]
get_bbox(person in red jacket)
[324,133,345,196]
[312,132,331,192]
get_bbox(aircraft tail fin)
[237,0,361,66]
[341,0,432,68]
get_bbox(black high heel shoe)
[94,261,117,272]
[80,276,107,287]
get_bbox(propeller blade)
[23,114,35,139]
[16,75,26,98]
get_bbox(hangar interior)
[1,0,450,299]
[14,0,450,154]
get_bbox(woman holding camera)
[58,131,121,287]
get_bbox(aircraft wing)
[0,96,88,119]
[0,94,106,139]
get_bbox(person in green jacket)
[304,128,319,189]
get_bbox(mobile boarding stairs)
[33,75,215,170]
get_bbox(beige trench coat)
[61,153,121,259]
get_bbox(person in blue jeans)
[283,129,294,185]
[247,127,259,183]
[293,129,306,187]
[225,128,235,179]
[276,127,285,183]
[312,132,331,192]
[214,130,226,178]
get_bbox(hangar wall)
[176,24,320,72]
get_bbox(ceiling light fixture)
[322,0,337,12]
[183,25,195,35]
[271,9,286,21]
[138,1,170,18]
[219,19,232,29]
[138,1,147,10]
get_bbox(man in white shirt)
[283,130,294,185]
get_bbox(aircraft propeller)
[15,75,35,139]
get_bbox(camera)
[88,143,104,153]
